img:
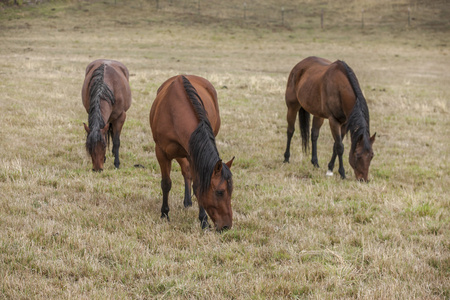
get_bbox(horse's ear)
[101,123,110,135]
[370,132,376,144]
[225,156,235,169]
[83,123,90,134]
[214,159,223,175]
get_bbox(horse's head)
[84,123,109,172]
[197,157,234,231]
[349,133,376,182]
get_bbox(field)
[0,0,449,298]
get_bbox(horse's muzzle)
[216,223,232,232]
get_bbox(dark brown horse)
[82,59,132,171]
[150,75,234,231]
[284,56,376,181]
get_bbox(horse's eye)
[215,190,225,197]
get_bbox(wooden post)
[244,2,247,20]
[361,9,364,29]
[156,0,159,10]
[408,7,411,26]
[321,9,324,29]
[198,0,200,15]
[281,7,284,26]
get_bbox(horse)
[82,59,132,172]
[283,56,376,181]
[150,75,234,231]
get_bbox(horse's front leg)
[192,181,210,229]
[198,206,210,230]
[111,111,126,169]
[328,143,345,179]
[328,118,346,179]
[327,148,337,176]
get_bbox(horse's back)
[150,75,220,159]
[287,56,355,120]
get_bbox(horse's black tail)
[299,107,310,153]
[87,64,115,130]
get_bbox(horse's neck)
[188,121,219,182]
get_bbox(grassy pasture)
[0,0,449,298]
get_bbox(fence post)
[281,7,284,26]
[321,9,324,29]
[156,0,159,10]
[198,0,200,15]
[408,7,411,26]
[244,2,247,20]
[361,9,364,29]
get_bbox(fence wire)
[5,0,450,31]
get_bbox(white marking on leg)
[326,170,333,177]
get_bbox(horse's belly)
[297,95,328,119]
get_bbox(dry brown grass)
[0,0,449,299]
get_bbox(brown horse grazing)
[82,59,132,172]
[150,75,234,231]
[284,56,376,181]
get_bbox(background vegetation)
[0,0,449,298]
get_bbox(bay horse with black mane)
[82,59,132,172]
[284,56,376,181]
[150,75,234,231]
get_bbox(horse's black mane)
[339,61,372,153]
[182,75,232,197]
[86,64,115,154]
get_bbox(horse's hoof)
[184,202,192,208]
[326,170,333,177]
[201,220,210,230]
[161,213,170,221]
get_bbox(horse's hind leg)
[328,118,346,179]
[311,116,324,168]
[111,111,127,169]
[156,146,172,220]
[284,101,300,163]
[176,158,192,208]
